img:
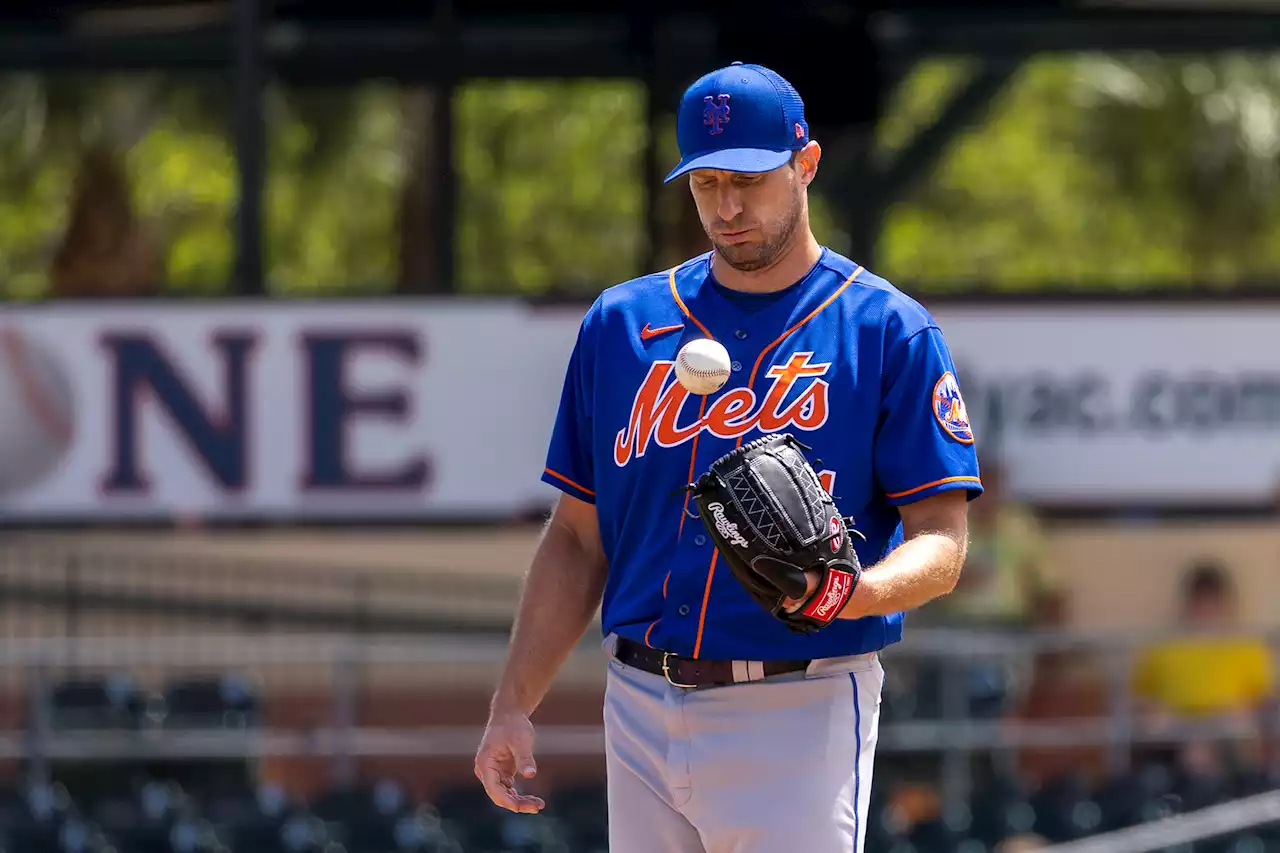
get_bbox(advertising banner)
[935,304,1280,506]
[0,302,581,520]
[0,300,1276,519]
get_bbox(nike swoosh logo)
[640,323,684,341]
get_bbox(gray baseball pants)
[601,634,885,853]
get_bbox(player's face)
[688,160,805,272]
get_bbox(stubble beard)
[709,190,804,273]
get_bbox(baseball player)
[476,62,983,853]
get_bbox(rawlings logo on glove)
[685,433,864,633]
[803,569,856,621]
[708,502,751,548]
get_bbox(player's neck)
[710,231,823,294]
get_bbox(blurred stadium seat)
[543,782,608,853]
[206,783,295,853]
[433,784,572,853]
[0,761,1278,852]
[1096,762,1177,833]
[312,779,449,852]
[3,645,1278,853]
[161,673,261,731]
[968,773,1037,849]
[1027,771,1101,843]
[48,673,146,731]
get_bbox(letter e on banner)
[300,331,432,491]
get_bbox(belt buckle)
[661,652,698,689]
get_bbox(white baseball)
[674,338,731,396]
[0,325,76,494]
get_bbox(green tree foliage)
[265,84,410,295]
[877,53,1280,290]
[4,55,1280,299]
[454,80,647,294]
[0,73,235,298]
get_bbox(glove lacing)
[673,433,866,547]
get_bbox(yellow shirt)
[1132,638,1275,717]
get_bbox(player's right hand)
[475,710,546,814]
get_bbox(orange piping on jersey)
[676,397,707,654]
[742,265,862,403]
[644,571,673,648]
[668,266,714,339]
[669,263,722,659]
[693,265,861,658]
[692,551,718,659]
[677,395,709,542]
[644,620,658,648]
[543,468,595,497]
[885,475,982,500]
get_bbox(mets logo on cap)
[932,372,974,443]
[703,94,731,134]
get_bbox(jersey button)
[678,604,691,616]
[734,329,748,340]
[694,534,707,546]
[730,360,742,372]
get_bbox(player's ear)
[794,141,821,186]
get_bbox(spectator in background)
[1010,586,1111,789]
[1131,561,1276,776]
[911,456,1059,718]
[50,145,161,298]
[932,456,1056,629]
[1132,561,1274,723]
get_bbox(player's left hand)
[781,570,822,613]
[687,433,863,633]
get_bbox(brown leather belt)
[613,637,811,688]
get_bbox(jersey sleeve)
[540,305,598,504]
[874,324,984,506]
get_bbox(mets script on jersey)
[614,352,830,467]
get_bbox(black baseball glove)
[684,433,863,633]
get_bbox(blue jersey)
[542,248,983,661]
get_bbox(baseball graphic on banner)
[0,325,75,494]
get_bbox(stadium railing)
[0,628,1274,759]
[0,537,521,636]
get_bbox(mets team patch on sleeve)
[932,372,974,443]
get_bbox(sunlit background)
[0,3,1278,853]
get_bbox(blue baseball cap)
[664,61,809,184]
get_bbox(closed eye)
[692,173,764,191]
